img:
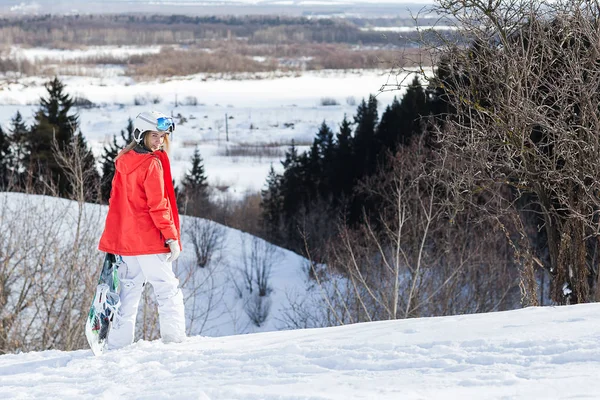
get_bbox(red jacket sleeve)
[144,158,178,241]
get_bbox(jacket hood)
[115,151,155,175]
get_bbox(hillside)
[0,191,315,353]
[1,303,599,399]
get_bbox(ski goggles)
[156,117,175,132]
[138,114,175,133]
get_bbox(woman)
[98,110,186,348]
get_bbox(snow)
[0,195,597,399]
[11,46,162,63]
[360,25,459,32]
[1,303,599,399]
[0,191,312,337]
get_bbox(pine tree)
[305,140,321,200]
[9,111,29,183]
[375,77,428,163]
[100,134,120,203]
[100,118,134,203]
[120,118,134,144]
[315,121,335,163]
[332,115,355,201]
[0,125,12,188]
[27,77,90,197]
[180,147,209,216]
[280,140,302,218]
[261,165,283,239]
[276,140,307,247]
[398,76,427,145]
[376,97,402,153]
[353,95,379,178]
[281,139,299,170]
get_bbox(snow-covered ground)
[360,25,458,32]
[0,192,313,338]
[0,68,415,196]
[10,45,162,63]
[1,303,599,399]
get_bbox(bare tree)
[418,0,600,304]
[33,134,103,350]
[237,235,280,326]
[185,217,225,269]
[177,215,227,336]
[299,137,520,326]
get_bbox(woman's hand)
[165,239,180,262]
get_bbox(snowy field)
[0,303,599,399]
[0,68,412,196]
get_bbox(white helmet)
[133,110,175,143]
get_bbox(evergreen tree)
[100,118,134,203]
[331,115,355,200]
[305,140,321,200]
[397,76,427,146]
[376,97,402,153]
[277,140,306,246]
[281,139,299,170]
[375,78,428,168]
[100,134,120,203]
[121,118,134,144]
[352,95,379,178]
[314,121,336,198]
[9,111,29,184]
[180,147,209,216]
[315,121,335,164]
[0,125,11,188]
[27,77,91,197]
[261,165,283,239]
[280,140,302,218]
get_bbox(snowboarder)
[98,110,186,349]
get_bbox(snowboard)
[85,253,122,356]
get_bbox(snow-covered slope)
[1,303,599,399]
[0,192,313,340]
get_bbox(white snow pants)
[107,254,186,349]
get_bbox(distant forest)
[0,14,455,47]
[0,14,452,76]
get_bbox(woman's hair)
[115,131,170,161]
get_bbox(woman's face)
[148,131,166,151]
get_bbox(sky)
[0,301,598,399]
[0,0,435,5]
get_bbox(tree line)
[261,77,432,258]
[0,14,445,47]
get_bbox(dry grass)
[1,40,431,79]
[217,143,285,159]
[128,47,280,77]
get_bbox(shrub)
[320,97,340,106]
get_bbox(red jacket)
[98,149,181,256]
